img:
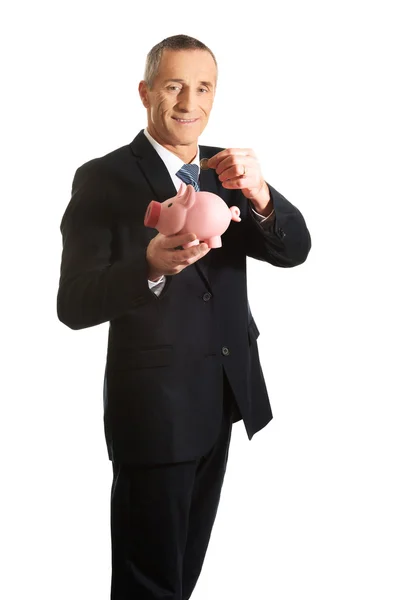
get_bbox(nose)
[144,201,161,228]
[176,87,197,113]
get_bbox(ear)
[138,80,150,108]
[182,184,196,209]
[177,182,187,196]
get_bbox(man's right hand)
[146,232,210,281]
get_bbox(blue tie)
[176,164,200,191]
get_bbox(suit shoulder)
[74,143,132,181]
[61,145,131,231]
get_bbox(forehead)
[155,49,217,84]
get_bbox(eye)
[168,203,173,207]
[167,85,180,92]
[199,87,208,93]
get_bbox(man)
[57,34,311,600]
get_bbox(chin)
[170,130,199,144]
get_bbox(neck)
[147,126,198,163]
[169,146,197,163]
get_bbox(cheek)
[156,94,174,114]
[201,98,214,115]
[160,206,186,232]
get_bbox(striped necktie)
[176,164,200,191]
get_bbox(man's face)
[139,49,217,150]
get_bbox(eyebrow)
[163,79,214,88]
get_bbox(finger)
[207,148,256,170]
[174,243,209,264]
[163,232,197,249]
[214,155,256,177]
[221,175,259,190]
[218,164,255,182]
[184,247,211,265]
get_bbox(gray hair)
[144,34,218,89]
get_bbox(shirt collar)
[143,128,200,181]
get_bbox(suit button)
[278,227,286,238]
[222,346,230,356]
[203,292,212,301]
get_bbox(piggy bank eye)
[168,203,173,207]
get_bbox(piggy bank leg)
[206,236,222,248]
[182,239,200,249]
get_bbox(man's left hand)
[207,148,271,214]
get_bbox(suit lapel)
[130,130,177,203]
[199,162,220,196]
[195,146,225,289]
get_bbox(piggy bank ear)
[182,184,196,209]
[177,182,187,196]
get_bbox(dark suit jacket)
[57,130,311,464]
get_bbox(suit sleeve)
[242,183,312,267]
[57,164,157,330]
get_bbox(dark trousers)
[110,375,236,600]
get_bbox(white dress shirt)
[143,128,201,194]
[143,128,270,297]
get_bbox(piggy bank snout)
[144,201,161,228]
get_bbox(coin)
[200,158,209,170]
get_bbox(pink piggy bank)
[144,182,241,248]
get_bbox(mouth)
[172,117,199,124]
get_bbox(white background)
[2,1,399,598]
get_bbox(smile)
[172,118,199,124]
